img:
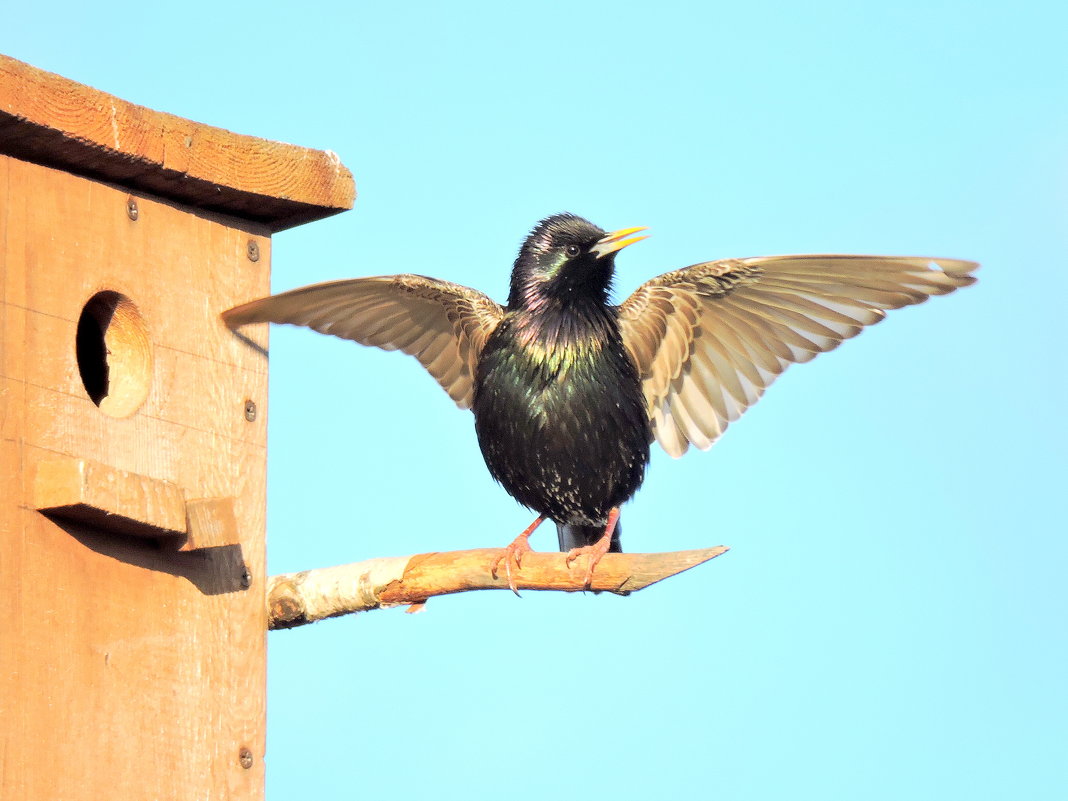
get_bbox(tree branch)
[267,545,729,629]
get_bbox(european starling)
[223,213,977,587]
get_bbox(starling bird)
[223,213,977,588]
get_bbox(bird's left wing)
[617,255,978,458]
[223,275,505,409]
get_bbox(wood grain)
[33,457,188,538]
[1,153,269,800]
[184,497,241,551]
[0,54,355,231]
[267,546,730,628]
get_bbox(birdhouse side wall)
[0,154,269,800]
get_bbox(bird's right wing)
[618,255,979,457]
[223,275,505,409]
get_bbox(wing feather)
[223,275,505,408]
[619,255,978,457]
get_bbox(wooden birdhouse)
[0,55,354,799]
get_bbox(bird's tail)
[555,520,623,553]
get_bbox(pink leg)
[564,508,620,588]
[491,515,545,595]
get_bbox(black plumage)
[471,215,650,555]
[222,213,978,587]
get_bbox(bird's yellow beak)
[590,226,649,259]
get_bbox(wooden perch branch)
[267,545,729,629]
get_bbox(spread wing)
[617,255,979,457]
[222,275,505,409]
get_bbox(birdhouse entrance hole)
[75,290,152,417]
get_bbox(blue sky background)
[6,2,1066,798]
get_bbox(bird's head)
[507,213,648,310]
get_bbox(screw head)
[126,197,139,221]
[239,747,254,769]
[244,400,257,422]
[246,239,260,262]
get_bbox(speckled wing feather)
[617,255,979,457]
[223,275,505,409]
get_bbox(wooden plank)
[6,308,268,447]
[17,384,266,517]
[0,154,11,434]
[33,457,188,538]
[32,456,244,548]
[184,496,241,551]
[1,157,270,445]
[1,154,275,360]
[0,54,355,231]
[1,154,268,800]
[0,502,266,799]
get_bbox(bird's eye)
[565,244,581,257]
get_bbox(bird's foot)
[495,537,534,594]
[563,508,620,589]
[491,515,545,596]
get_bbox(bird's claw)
[491,536,535,596]
[564,541,611,589]
[490,516,545,597]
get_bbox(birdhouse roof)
[0,54,355,231]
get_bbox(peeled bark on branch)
[267,546,729,629]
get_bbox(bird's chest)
[471,312,650,519]
[474,316,631,435]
